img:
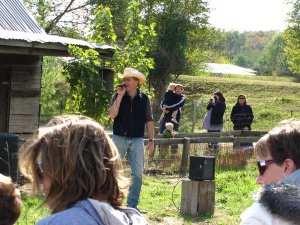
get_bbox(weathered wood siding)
[7,55,41,134]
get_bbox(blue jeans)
[112,135,144,208]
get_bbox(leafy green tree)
[143,0,210,112]
[40,57,69,122]
[284,0,300,75]
[258,33,291,75]
[63,46,112,125]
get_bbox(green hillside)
[174,75,300,132]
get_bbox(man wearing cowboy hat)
[109,67,154,211]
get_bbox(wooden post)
[180,137,190,176]
[180,179,215,216]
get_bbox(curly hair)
[0,174,21,225]
[19,115,128,213]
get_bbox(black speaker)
[189,156,215,181]
[0,133,19,182]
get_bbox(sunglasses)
[257,159,275,175]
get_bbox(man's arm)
[145,97,154,156]
[146,121,155,156]
[108,87,126,119]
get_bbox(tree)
[63,46,112,125]
[284,0,300,76]
[258,33,291,75]
[23,0,97,35]
[143,0,210,113]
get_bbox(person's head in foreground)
[255,121,300,185]
[18,115,128,215]
[240,121,300,225]
[0,173,21,225]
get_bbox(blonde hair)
[165,122,174,130]
[19,115,127,213]
[167,82,176,91]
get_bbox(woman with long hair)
[19,115,147,225]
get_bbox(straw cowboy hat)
[117,68,146,84]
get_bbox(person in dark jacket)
[230,94,254,130]
[207,90,226,131]
[231,94,254,149]
[159,84,185,155]
[206,90,226,150]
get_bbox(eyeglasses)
[239,97,245,99]
[257,159,275,175]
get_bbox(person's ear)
[283,158,296,175]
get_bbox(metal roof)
[0,0,114,55]
[204,63,257,76]
[0,30,113,50]
[0,0,45,34]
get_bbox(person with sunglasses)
[230,94,254,131]
[240,121,300,224]
[18,115,148,225]
[230,94,254,149]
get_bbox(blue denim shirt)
[36,200,104,225]
[35,199,148,225]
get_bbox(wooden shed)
[0,0,114,138]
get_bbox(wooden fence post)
[180,178,215,216]
[180,137,190,176]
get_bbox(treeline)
[211,30,291,76]
[23,0,300,123]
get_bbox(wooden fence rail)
[143,131,267,176]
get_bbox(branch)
[45,0,95,33]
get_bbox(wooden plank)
[186,179,192,214]
[197,181,215,216]
[180,137,190,176]
[180,179,189,214]
[144,136,262,145]
[10,97,40,115]
[190,181,199,215]
[10,89,40,97]
[146,131,267,139]
[8,115,38,133]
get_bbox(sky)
[208,0,291,32]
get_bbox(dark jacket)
[230,104,253,130]
[161,90,177,106]
[207,102,226,125]
[112,90,152,137]
[162,94,185,121]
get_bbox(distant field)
[174,75,300,132]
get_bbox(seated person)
[240,121,300,224]
[0,173,21,225]
[162,122,177,138]
[18,115,148,225]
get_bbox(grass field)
[17,159,258,225]
[175,74,300,133]
[18,74,300,224]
